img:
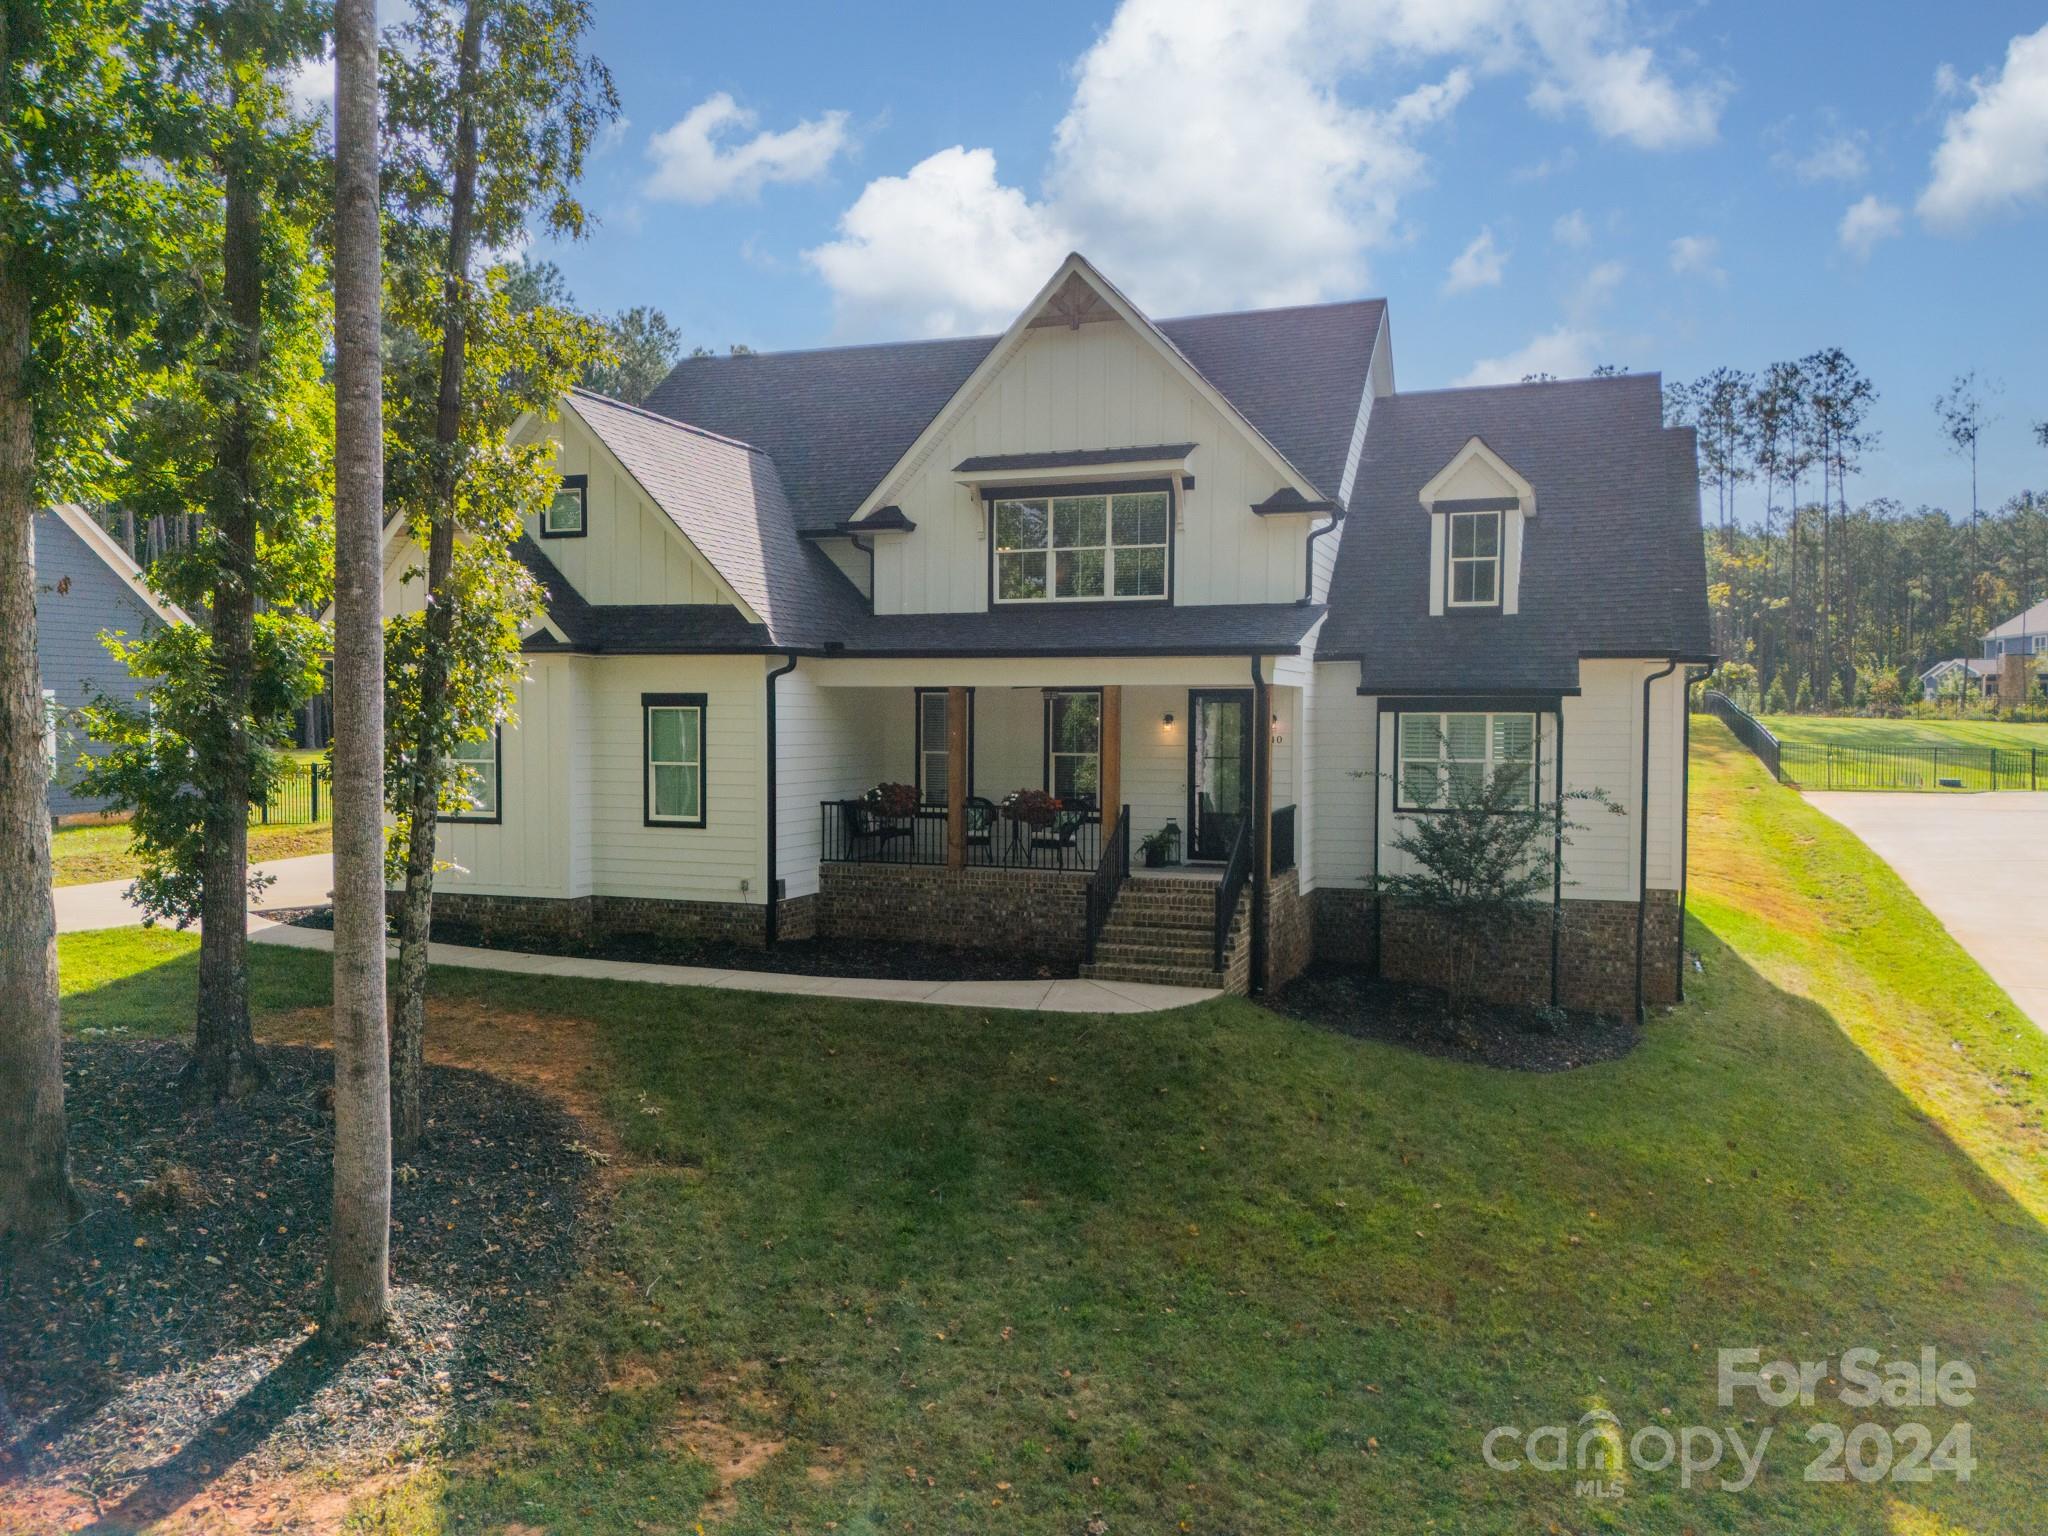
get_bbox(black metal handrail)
[1270,803,1297,876]
[1083,804,1131,962]
[1213,815,1252,972]
[1702,690,1781,779]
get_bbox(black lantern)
[1142,818,1182,868]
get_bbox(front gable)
[856,256,1340,615]
[1419,436,1534,618]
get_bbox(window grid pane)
[994,489,1168,601]
[1397,711,1538,810]
[647,705,703,822]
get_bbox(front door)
[1188,689,1253,862]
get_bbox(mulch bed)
[271,905,1076,981]
[1272,964,1642,1071]
[0,1040,592,1525]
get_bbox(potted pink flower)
[865,781,918,819]
[1001,788,1059,828]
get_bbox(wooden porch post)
[1099,685,1122,820]
[946,685,968,869]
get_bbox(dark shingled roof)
[826,602,1327,658]
[1319,373,1711,694]
[644,300,1385,533]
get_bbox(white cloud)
[1780,130,1868,184]
[1838,194,1903,258]
[1552,209,1592,247]
[807,0,1726,336]
[1456,325,1599,385]
[1570,258,1627,318]
[646,92,849,205]
[803,147,1071,338]
[1443,227,1507,293]
[1917,24,2048,227]
[1668,233,1723,282]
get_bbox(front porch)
[801,664,1302,990]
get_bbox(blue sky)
[524,0,2048,520]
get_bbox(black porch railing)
[821,800,1104,870]
[1083,804,1131,963]
[1270,803,1296,876]
[1213,816,1252,972]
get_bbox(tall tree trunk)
[392,0,484,1159]
[190,101,265,1099]
[326,0,392,1343]
[0,248,74,1243]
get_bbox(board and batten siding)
[518,411,737,608]
[868,320,1319,615]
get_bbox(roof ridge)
[567,385,767,456]
[1387,372,1664,401]
[1158,296,1385,325]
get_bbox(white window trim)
[991,488,1171,605]
[542,475,588,538]
[1395,710,1539,812]
[1045,689,1103,803]
[1446,509,1502,609]
[442,729,501,823]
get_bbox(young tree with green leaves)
[504,255,686,402]
[1935,371,2000,639]
[0,0,182,1241]
[379,0,614,1155]
[82,0,333,1099]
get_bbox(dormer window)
[991,485,1170,603]
[1447,508,1501,608]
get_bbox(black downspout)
[1301,513,1340,604]
[1635,658,1680,1021]
[1249,654,1268,994]
[764,654,799,945]
[1550,707,1566,1008]
[851,535,875,614]
[1676,665,1709,1002]
[1368,670,1383,975]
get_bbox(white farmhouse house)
[384,254,1710,1015]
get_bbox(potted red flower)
[1001,788,1059,828]
[865,781,918,819]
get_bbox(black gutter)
[1550,706,1566,1008]
[1301,512,1341,604]
[1249,654,1268,995]
[763,654,799,945]
[1676,664,1711,1002]
[1635,658,1680,1022]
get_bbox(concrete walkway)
[248,921,1220,1014]
[1805,791,2048,1032]
[55,852,336,935]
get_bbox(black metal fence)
[1702,691,1780,779]
[1777,742,2044,793]
[1214,817,1252,971]
[820,800,1104,870]
[256,762,327,825]
[1704,691,2046,791]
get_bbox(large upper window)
[543,474,588,539]
[643,693,706,827]
[1446,509,1500,607]
[993,488,1169,602]
[1045,690,1102,804]
[1396,711,1536,811]
[443,729,500,822]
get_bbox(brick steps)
[1084,877,1236,991]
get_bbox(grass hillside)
[1759,714,2048,753]
[45,722,2048,1533]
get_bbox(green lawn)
[50,817,332,887]
[53,723,2048,1533]
[1759,714,2048,753]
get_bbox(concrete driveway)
[1804,792,2048,1031]
[54,852,334,934]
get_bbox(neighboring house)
[1981,599,2048,662]
[1919,657,1999,702]
[34,505,188,819]
[384,254,1710,1014]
